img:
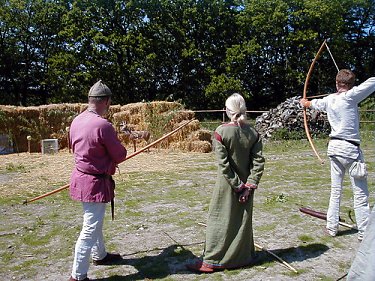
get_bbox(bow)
[302,40,327,164]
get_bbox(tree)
[0,0,373,109]
[0,0,69,105]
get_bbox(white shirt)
[310,77,375,158]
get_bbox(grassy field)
[0,128,374,281]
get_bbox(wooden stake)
[27,135,31,153]
[66,127,71,153]
[23,184,70,204]
[254,242,298,273]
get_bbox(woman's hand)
[239,188,250,203]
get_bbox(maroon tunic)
[69,110,127,203]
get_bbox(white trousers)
[327,155,370,238]
[71,202,107,280]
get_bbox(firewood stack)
[255,96,330,140]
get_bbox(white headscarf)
[225,93,247,124]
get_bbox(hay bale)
[189,129,212,142]
[112,102,196,148]
[0,101,211,153]
[106,104,122,120]
[122,101,182,114]
[166,120,200,143]
[166,110,195,124]
[115,102,179,129]
[79,104,88,113]
[38,104,78,134]
[121,102,147,114]
[0,105,43,152]
[0,104,81,152]
[112,111,132,133]
[170,140,212,153]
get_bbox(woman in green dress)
[187,93,265,273]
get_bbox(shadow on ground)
[93,244,196,281]
[264,243,330,264]
[91,242,330,280]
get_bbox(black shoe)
[93,252,122,265]
[68,277,89,281]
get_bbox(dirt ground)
[0,145,374,281]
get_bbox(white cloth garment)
[71,202,107,280]
[310,77,375,238]
[311,77,375,145]
[347,206,375,281]
[327,154,369,238]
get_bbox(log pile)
[255,96,330,139]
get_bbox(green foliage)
[205,74,247,108]
[271,128,306,141]
[270,126,330,141]
[265,193,287,205]
[360,96,375,124]
[199,118,222,131]
[298,234,315,243]
[3,163,26,173]
[0,0,374,111]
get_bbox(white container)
[41,139,58,154]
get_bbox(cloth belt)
[330,137,360,147]
[111,199,114,221]
[76,168,115,221]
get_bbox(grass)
[0,127,373,280]
[298,234,314,243]
[0,163,28,175]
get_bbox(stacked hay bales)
[0,101,213,153]
[37,104,82,149]
[112,102,211,152]
[169,127,213,153]
[0,104,80,153]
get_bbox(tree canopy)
[0,0,374,110]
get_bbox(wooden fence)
[190,109,375,124]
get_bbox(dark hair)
[336,69,355,89]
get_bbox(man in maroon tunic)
[68,80,127,281]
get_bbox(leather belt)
[76,168,115,220]
[330,137,359,147]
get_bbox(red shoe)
[186,260,215,273]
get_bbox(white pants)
[327,155,370,237]
[71,202,107,280]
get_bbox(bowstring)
[324,41,339,72]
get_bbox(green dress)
[203,122,265,269]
